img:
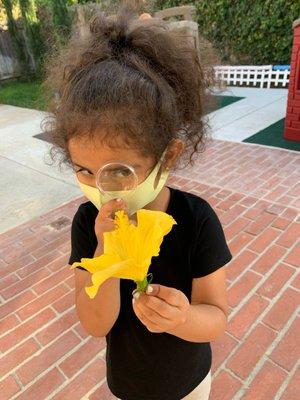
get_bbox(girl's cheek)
[76,173,95,185]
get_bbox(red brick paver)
[0,140,299,399]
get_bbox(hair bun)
[89,11,134,55]
[107,24,132,53]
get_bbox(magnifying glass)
[96,162,138,217]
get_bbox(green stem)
[135,273,153,293]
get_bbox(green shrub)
[153,0,300,64]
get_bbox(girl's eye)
[76,168,93,175]
[112,168,131,178]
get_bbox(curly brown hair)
[41,0,222,172]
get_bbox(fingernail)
[116,198,122,202]
[132,298,136,304]
[133,291,140,299]
[146,285,153,294]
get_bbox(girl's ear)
[164,139,185,170]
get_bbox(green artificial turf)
[214,95,244,109]
[204,95,244,114]
[243,118,300,152]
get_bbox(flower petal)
[136,209,176,260]
[70,254,121,274]
[85,258,143,298]
[104,211,137,259]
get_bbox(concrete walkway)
[0,139,299,400]
[0,86,292,234]
[208,87,288,142]
[0,105,82,234]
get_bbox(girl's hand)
[132,284,190,333]
[94,198,127,247]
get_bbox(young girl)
[42,2,232,399]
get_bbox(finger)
[110,203,129,219]
[140,294,178,320]
[99,219,115,231]
[135,300,170,326]
[147,284,183,308]
[99,198,126,220]
[110,199,129,219]
[133,300,162,331]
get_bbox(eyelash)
[76,168,93,175]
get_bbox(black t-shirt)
[69,186,233,400]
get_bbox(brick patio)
[0,139,299,400]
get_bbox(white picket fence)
[213,65,290,88]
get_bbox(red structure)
[284,18,300,142]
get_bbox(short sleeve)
[68,206,95,271]
[191,201,233,278]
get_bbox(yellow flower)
[70,209,177,299]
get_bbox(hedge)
[153,0,300,65]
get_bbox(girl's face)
[68,135,166,187]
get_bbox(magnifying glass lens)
[96,163,138,196]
